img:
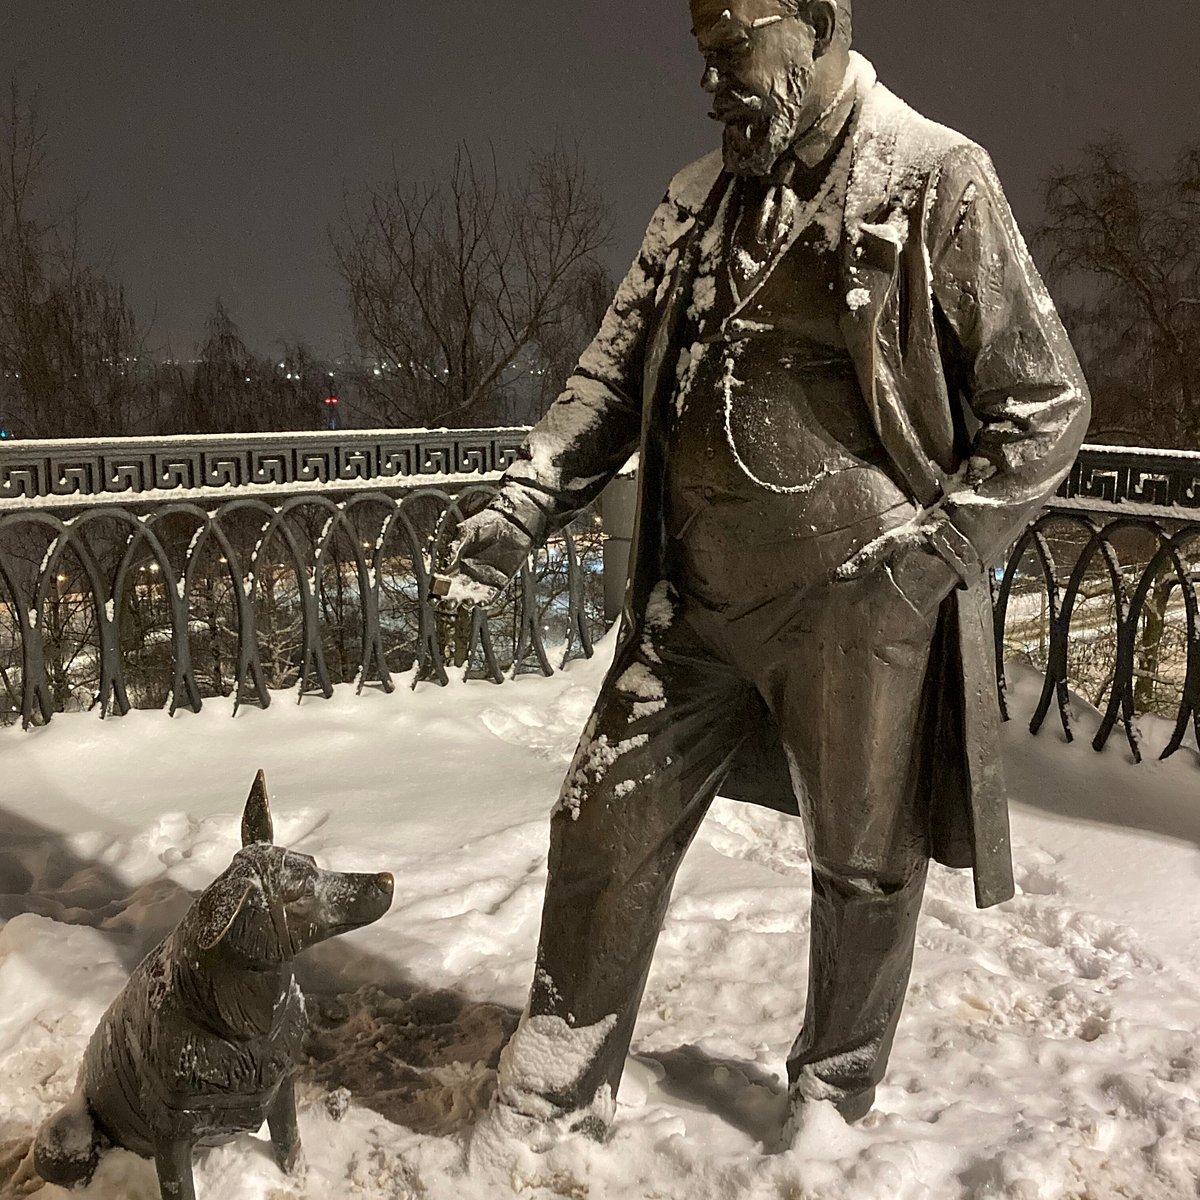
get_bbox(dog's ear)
[196,875,254,950]
[242,769,274,847]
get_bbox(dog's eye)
[281,879,309,904]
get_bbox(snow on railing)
[0,427,531,506]
[1052,444,1200,516]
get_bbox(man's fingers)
[834,526,918,581]
[430,572,503,610]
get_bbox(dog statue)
[33,770,394,1199]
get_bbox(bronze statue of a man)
[442,0,1089,1146]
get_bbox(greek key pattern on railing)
[1056,446,1200,513]
[0,429,530,502]
[0,485,598,728]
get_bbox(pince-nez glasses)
[695,10,788,60]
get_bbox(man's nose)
[702,64,721,93]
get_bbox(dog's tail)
[31,1089,101,1189]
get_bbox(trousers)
[496,563,941,1125]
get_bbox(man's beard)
[719,66,812,178]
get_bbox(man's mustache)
[709,90,766,124]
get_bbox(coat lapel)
[837,89,946,509]
[621,164,731,635]
[836,81,911,489]
[642,170,731,425]
[838,226,897,449]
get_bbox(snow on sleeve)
[523,390,609,484]
[556,159,708,397]
[500,152,730,514]
[573,266,656,384]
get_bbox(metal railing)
[996,445,1199,763]
[0,427,530,506]
[0,432,603,726]
[0,434,1196,767]
[1055,443,1200,513]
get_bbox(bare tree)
[170,301,325,434]
[1036,137,1200,449]
[273,342,332,431]
[0,81,153,438]
[1036,140,1199,720]
[334,141,612,429]
[177,299,258,433]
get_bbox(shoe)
[776,1086,876,1152]
[468,1098,610,1166]
[833,1086,875,1124]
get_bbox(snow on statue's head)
[689,0,853,177]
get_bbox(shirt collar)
[792,77,857,171]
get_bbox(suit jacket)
[496,54,1090,908]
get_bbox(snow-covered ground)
[1,634,1198,1200]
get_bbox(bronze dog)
[33,771,394,1199]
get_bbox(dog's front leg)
[153,1136,196,1200]
[268,1074,304,1176]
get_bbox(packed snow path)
[1,636,1198,1200]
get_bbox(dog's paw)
[274,1140,307,1180]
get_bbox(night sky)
[3,2,1197,358]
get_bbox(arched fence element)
[994,441,1199,763]
[0,484,603,727]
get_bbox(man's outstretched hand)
[431,506,533,611]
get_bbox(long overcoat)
[498,55,1090,909]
